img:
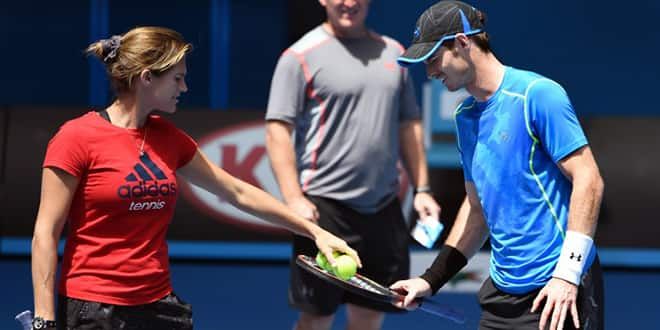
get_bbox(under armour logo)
[569,252,582,262]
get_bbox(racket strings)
[350,277,388,295]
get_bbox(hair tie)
[102,35,122,63]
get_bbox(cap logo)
[459,9,472,33]
[413,26,421,40]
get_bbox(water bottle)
[411,216,444,248]
[15,310,33,330]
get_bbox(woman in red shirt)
[30,26,360,330]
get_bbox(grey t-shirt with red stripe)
[266,25,420,213]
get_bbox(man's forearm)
[553,167,604,285]
[420,196,488,293]
[265,122,303,202]
[445,197,489,259]
[567,170,604,237]
[399,120,429,188]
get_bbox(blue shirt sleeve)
[454,102,474,182]
[527,79,588,163]
[457,146,473,182]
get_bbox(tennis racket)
[296,254,466,324]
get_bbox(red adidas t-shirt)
[43,111,197,305]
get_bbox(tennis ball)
[332,254,357,280]
[316,251,340,271]
[315,252,330,271]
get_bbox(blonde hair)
[86,26,192,94]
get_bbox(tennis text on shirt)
[114,153,179,211]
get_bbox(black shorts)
[478,256,604,330]
[289,195,410,315]
[56,292,193,330]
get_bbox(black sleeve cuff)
[419,245,468,294]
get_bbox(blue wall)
[367,0,660,116]
[1,1,90,105]
[1,0,658,114]
[0,0,286,110]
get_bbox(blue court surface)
[2,258,659,329]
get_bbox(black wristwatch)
[32,316,56,329]
[414,185,432,195]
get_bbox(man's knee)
[346,304,385,330]
[294,312,335,330]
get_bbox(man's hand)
[389,277,433,310]
[413,192,441,220]
[286,196,320,223]
[531,277,580,330]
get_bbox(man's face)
[425,45,472,92]
[319,0,370,33]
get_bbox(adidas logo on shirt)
[116,153,176,211]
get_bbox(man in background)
[265,0,441,329]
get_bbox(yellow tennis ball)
[315,251,341,271]
[315,252,330,271]
[333,254,357,280]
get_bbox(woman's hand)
[312,229,361,268]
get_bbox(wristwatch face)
[33,317,56,329]
[33,317,45,329]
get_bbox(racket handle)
[418,299,466,324]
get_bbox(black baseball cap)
[398,1,484,67]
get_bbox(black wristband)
[419,245,468,294]
[414,185,432,194]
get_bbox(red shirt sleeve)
[174,127,198,168]
[43,121,89,177]
[153,116,198,168]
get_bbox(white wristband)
[552,231,593,285]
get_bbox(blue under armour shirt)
[455,66,595,294]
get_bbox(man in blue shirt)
[391,1,604,329]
